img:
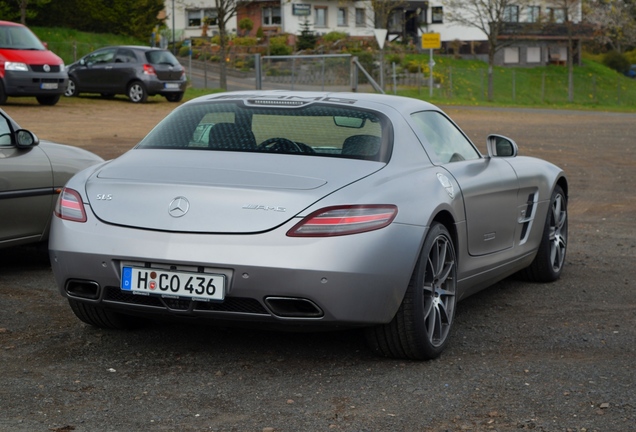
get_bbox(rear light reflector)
[287,205,397,237]
[54,188,87,222]
[143,64,156,75]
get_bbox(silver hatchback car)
[49,91,568,360]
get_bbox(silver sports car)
[0,109,103,249]
[49,91,568,360]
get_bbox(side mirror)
[486,134,518,158]
[15,129,39,149]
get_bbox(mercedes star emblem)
[168,196,190,218]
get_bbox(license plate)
[121,266,225,301]
[164,83,180,89]
[41,82,58,90]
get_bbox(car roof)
[0,21,24,27]
[100,45,169,52]
[189,90,439,114]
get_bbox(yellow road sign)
[421,33,441,50]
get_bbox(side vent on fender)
[518,192,539,245]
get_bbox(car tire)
[65,77,78,97]
[127,81,148,103]
[365,222,457,360]
[68,299,138,330]
[0,80,7,105]
[36,95,61,106]
[521,185,568,282]
[165,92,184,102]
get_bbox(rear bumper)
[3,70,68,96]
[144,77,187,95]
[49,212,425,328]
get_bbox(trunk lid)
[86,149,383,233]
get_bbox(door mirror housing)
[486,134,518,158]
[15,129,39,149]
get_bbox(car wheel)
[68,299,138,330]
[365,222,457,360]
[0,80,7,105]
[127,81,148,103]
[521,185,568,282]
[65,77,78,97]
[165,92,184,102]
[36,95,61,106]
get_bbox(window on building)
[419,8,428,25]
[526,6,541,23]
[547,7,566,23]
[355,8,366,27]
[263,6,281,26]
[187,9,202,27]
[431,7,443,24]
[187,9,218,27]
[315,7,327,27]
[503,5,519,22]
[338,8,348,26]
[527,47,541,63]
[388,10,402,32]
[504,47,520,64]
[204,9,218,26]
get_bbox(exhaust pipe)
[264,297,323,318]
[65,279,100,300]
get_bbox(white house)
[163,0,588,65]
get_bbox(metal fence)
[46,41,636,106]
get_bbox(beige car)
[0,108,103,249]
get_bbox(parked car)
[0,20,67,105]
[0,108,103,249]
[625,65,636,78]
[65,46,187,103]
[49,91,568,360]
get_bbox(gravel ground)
[0,97,634,432]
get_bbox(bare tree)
[443,0,529,101]
[585,0,636,53]
[214,0,243,91]
[368,0,408,30]
[549,0,583,102]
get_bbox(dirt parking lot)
[1,95,635,431]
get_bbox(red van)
[0,20,67,105]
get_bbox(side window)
[115,49,137,63]
[410,111,480,163]
[0,116,13,146]
[85,48,116,65]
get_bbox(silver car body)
[49,91,567,356]
[0,109,103,249]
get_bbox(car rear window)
[145,49,180,66]
[137,101,391,162]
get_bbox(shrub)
[269,35,292,55]
[603,51,630,73]
[238,18,254,36]
[233,36,258,47]
[322,31,348,43]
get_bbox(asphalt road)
[0,102,635,432]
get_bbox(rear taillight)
[54,188,87,222]
[287,205,397,237]
[143,64,156,75]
